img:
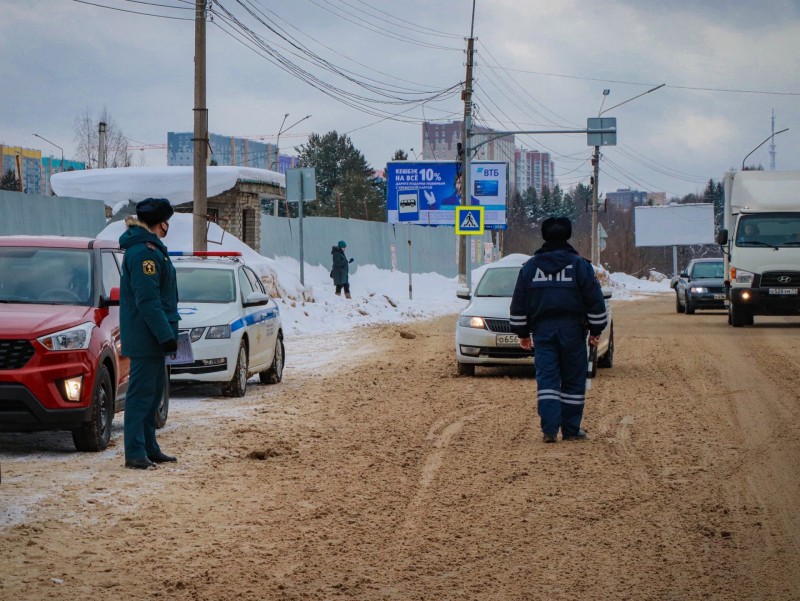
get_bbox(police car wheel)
[72,365,113,452]
[597,327,614,369]
[223,342,248,397]
[260,336,284,385]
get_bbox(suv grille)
[761,271,800,288]
[485,318,512,333]
[0,339,35,370]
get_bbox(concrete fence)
[260,214,496,277]
[0,191,106,237]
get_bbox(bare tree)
[73,107,132,169]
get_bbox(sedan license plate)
[713,294,726,300]
[496,334,520,347]
[768,288,798,295]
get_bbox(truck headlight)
[38,322,94,351]
[730,267,754,285]
[206,325,231,339]
[458,315,486,329]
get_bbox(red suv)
[0,236,168,451]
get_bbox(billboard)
[634,204,715,247]
[386,161,507,229]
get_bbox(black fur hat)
[136,198,174,225]
[541,216,572,242]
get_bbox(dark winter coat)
[119,220,179,358]
[331,246,350,286]
[509,242,607,338]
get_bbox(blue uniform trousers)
[533,323,588,437]
[124,356,165,461]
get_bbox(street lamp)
[590,84,665,265]
[272,113,311,216]
[272,113,289,172]
[33,133,64,196]
[409,148,420,160]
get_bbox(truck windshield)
[735,213,800,248]
[0,247,92,305]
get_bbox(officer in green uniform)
[119,198,179,470]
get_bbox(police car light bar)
[168,251,243,257]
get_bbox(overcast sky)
[2,0,798,199]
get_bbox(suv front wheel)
[72,365,114,452]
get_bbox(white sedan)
[455,254,614,377]
[169,252,284,396]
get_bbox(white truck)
[716,170,800,326]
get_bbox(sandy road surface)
[1,295,799,600]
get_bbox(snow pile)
[97,215,671,338]
[52,166,284,207]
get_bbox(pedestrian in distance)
[331,240,354,299]
[119,198,180,469]
[509,217,608,443]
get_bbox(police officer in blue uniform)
[509,217,608,443]
[119,198,179,469]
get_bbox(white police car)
[169,252,284,397]
[455,254,613,377]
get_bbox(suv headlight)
[459,315,486,329]
[690,287,707,293]
[38,322,94,351]
[206,325,231,339]
[731,267,754,285]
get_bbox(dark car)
[0,236,168,451]
[674,258,726,314]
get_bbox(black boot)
[148,451,177,463]
[125,457,156,470]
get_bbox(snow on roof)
[51,166,285,207]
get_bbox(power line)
[72,0,193,20]
[488,65,800,97]
[340,0,463,39]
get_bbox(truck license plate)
[496,334,520,347]
[768,288,798,295]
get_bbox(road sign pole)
[298,175,304,286]
[408,224,412,301]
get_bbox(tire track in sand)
[400,403,497,533]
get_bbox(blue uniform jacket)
[119,223,179,358]
[509,243,608,338]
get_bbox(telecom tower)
[769,110,776,171]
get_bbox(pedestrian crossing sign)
[455,206,484,235]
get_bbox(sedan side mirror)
[456,287,471,301]
[680,272,689,279]
[243,291,270,307]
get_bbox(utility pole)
[769,109,776,170]
[590,144,601,266]
[98,122,107,169]
[460,0,477,288]
[193,0,208,252]
[590,84,664,265]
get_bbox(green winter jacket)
[119,221,179,358]
[331,246,349,286]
